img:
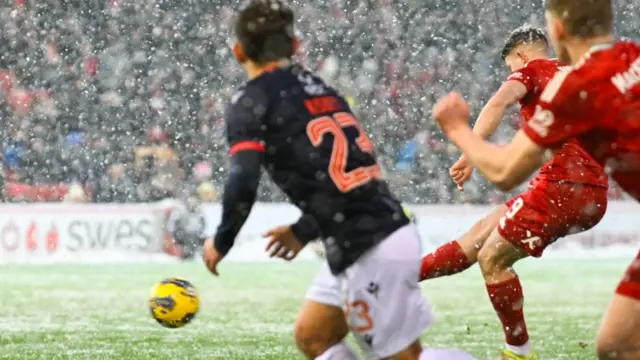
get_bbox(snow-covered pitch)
[0,259,626,359]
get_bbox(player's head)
[544,0,613,64]
[233,0,299,70]
[501,26,549,72]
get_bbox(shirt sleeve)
[290,213,322,246]
[226,86,269,156]
[521,70,599,149]
[213,150,262,255]
[212,86,269,255]
[506,66,537,93]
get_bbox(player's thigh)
[597,252,640,357]
[297,262,349,349]
[344,224,435,359]
[457,204,507,262]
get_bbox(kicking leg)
[420,205,507,280]
[478,230,531,358]
[596,252,640,360]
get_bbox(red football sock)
[486,276,529,347]
[420,241,471,280]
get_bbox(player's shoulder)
[227,77,271,114]
[542,42,640,105]
[224,81,271,131]
[506,58,555,84]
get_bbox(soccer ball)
[149,278,200,328]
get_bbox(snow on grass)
[0,260,628,359]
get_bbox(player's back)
[573,42,640,199]
[239,65,409,273]
[527,41,640,200]
[514,59,607,186]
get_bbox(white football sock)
[506,341,532,356]
[420,348,478,360]
[314,341,361,360]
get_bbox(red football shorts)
[616,251,640,300]
[497,179,608,257]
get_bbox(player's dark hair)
[545,0,612,38]
[234,0,295,64]
[501,25,548,60]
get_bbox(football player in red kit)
[420,26,608,360]
[431,1,640,359]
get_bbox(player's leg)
[479,182,608,359]
[420,205,507,280]
[296,262,360,359]
[477,191,542,358]
[596,251,640,360]
[477,230,532,358]
[343,224,437,360]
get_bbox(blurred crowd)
[0,0,636,204]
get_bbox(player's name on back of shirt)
[611,56,640,94]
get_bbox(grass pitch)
[0,259,628,359]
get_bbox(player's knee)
[595,331,629,360]
[293,319,320,356]
[477,244,511,277]
[477,245,498,274]
[595,341,622,360]
[294,317,344,358]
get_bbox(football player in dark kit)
[202,1,475,360]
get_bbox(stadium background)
[0,0,637,206]
[0,1,639,359]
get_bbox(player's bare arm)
[474,80,528,139]
[434,92,547,190]
[450,80,529,188]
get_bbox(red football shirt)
[523,41,640,200]
[507,59,607,187]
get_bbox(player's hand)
[202,238,225,276]
[450,155,473,191]
[433,91,471,135]
[263,226,303,261]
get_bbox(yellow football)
[149,278,200,328]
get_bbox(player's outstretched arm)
[204,149,262,276]
[452,129,547,190]
[449,81,527,190]
[211,86,269,258]
[433,92,546,191]
[473,80,528,139]
[213,150,262,255]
